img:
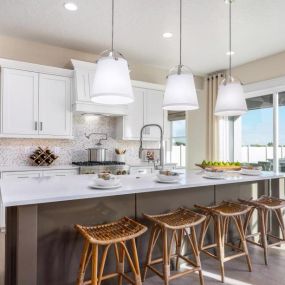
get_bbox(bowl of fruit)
[196,160,242,171]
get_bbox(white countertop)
[0,164,79,172]
[1,171,284,207]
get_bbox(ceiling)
[0,0,285,75]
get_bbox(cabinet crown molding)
[0,58,73,77]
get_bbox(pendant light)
[91,0,134,105]
[215,0,247,116]
[163,0,199,111]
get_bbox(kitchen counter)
[1,171,283,207]
[3,171,284,285]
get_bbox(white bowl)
[156,173,180,182]
[93,177,121,187]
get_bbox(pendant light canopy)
[215,0,247,116]
[91,0,134,105]
[163,0,199,111]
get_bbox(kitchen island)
[1,171,284,285]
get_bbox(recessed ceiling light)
[64,2,78,11]
[226,50,235,56]
[163,32,173,39]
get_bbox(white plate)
[240,170,261,176]
[155,179,180,184]
[203,175,225,180]
[89,183,122,190]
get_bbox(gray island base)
[1,171,284,285]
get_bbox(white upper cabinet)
[143,89,164,140]
[116,82,166,141]
[39,74,72,136]
[0,58,73,139]
[2,69,39,135]
[71,59,127,116]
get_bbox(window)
[167,111,186,168]
[234,87,285,172]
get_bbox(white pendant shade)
[215,80,247,116]
[163,72,199,111]
[91,55,134,105]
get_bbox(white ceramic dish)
[93,177,121,187]
[89,183,122,190]
[155,178,180,184]
[156,173,181,182]
[240,169,262,176]
[203,174,225,180]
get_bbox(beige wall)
[186,84,207,169]
[232,50,285,84]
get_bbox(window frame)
[233,75,285,172]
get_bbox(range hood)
[71,59,127,116]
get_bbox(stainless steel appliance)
[72,161,129,175]
[86,147,108,162]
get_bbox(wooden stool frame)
[75,217,147,285]
[143,208,206,285]
[240,196,285,265]
[196,203,252,283]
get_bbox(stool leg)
[162,228,170,285]
[91,244,99,285]
[98,244,111,285]
[275,209,285,240]
[234,216,252,272]
[77,240,90,285]
[175,229,183,270]
[216,215,225,283]
[131,238,143,285]
[142,225,159,281]
[117,242,125,285]
[190,226,204,285]
[199,215,211,250]
[260,208,269,265]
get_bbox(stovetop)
[72,161,126,166]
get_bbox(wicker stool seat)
[239,196,285,265]
[75,217,147,285]
[195,202,253,283]
[143,208,206,285]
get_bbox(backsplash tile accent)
[0,115,158,167]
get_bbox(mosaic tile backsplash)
[0,115,158,167]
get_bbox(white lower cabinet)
[42,169,79,177]
[1,171,42,180]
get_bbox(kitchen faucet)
[139,124,164,169]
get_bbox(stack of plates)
[240,169,262,176]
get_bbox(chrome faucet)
[139,124,164,169]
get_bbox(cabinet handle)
[40,122,43,131]
[34,122,38,130]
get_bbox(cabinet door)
[143,89,164,140]
[74,70,90,102]
[39,74,72,136]
[2,68,39,135]
[122,87,144,140]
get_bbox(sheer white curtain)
[207,72,229,161]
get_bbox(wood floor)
[143,245,285,285]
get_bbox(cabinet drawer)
[1,171,42,180]
[42,169,79,177]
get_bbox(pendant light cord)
[229,0,232,78]
[111,0,114,51]
[179,0,182,67]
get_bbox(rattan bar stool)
[239,195,285,265]
[195,201,252,283]
[75,216,147,285]
[142,208,206,285]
